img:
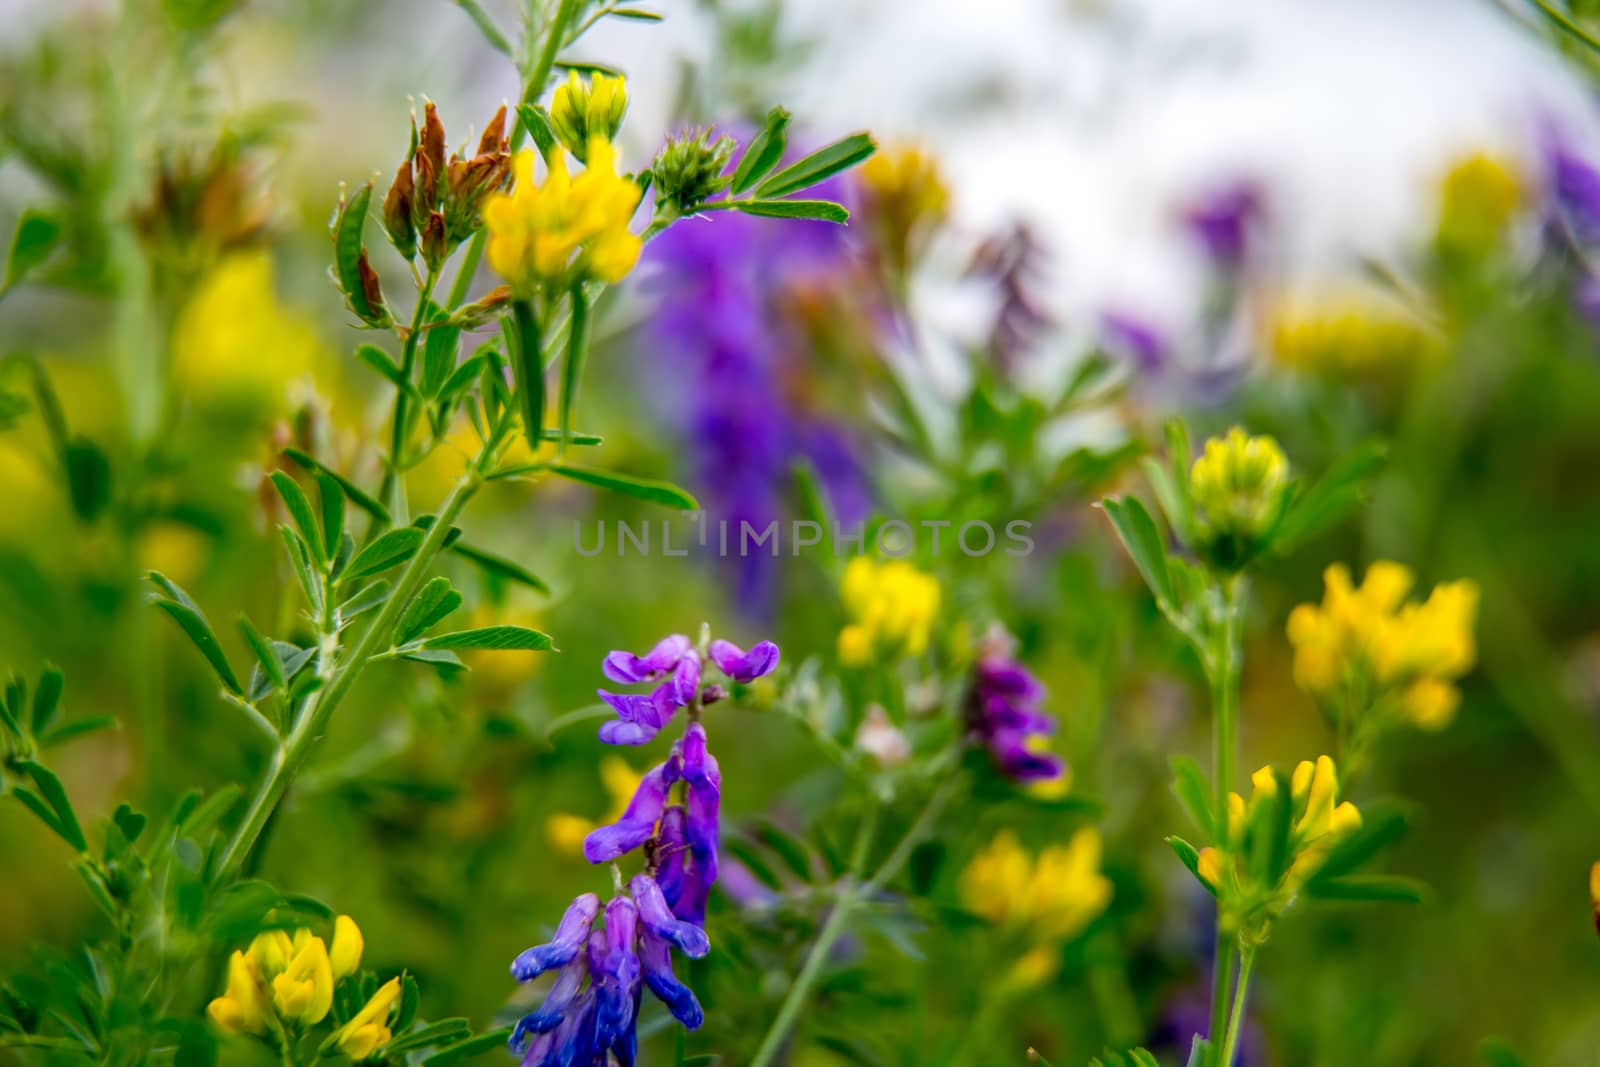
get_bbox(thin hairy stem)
[1217,949,1256,1067]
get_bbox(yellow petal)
[330,915,364,980]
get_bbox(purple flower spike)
[603,634,692,684]
[966,644,1066,787]
[597,684,684,746]
[639,928,704,1029]
[630,874,710,958]
[685,759,721,889]
[708,639,779,682]
[511,893,600,981]
[671,649,702,705]
[584,761,679,863]
[513,987,596,1066]
[591,899,641,1054]
[671,864,711,927]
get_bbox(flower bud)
[478,103,508,156]
[333,977,401,1060]
[382,157,417,259]
[651,128,736,213]
[329,915,364,980]
[549,72,628,163]
[356,251,385,316]
[448,283,512,329]
[415,101,447,220]
[1187,426,1290,568]
[420,210,447,270]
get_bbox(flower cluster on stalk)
[964,630,1065,786]
[508,631,778,1064]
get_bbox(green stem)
[748,799,880,1067]
[1217,949,1256,1067]
[376,267,439,520]
[212,458,487,883]
[1206,574,1245,1060]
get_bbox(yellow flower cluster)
[860,145,949,269]
[1435,152,1522,259]
[1199,756,1362,893]
[960,829,1113,984]
[1188,427,1290,547]
[484,142,642,293]
[547,756,642,855]
[207,916,399,1060]
[1265,289,1438,376]
[1287,562,1479,730]
[837,557,941,666]
[549,72,628,163]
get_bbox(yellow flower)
[171,251,324,413]
[1187,427,1290,549]
[837,557,941,666]
[333,977,402,1061]
[959,829,1113,944]
[549,72,628,163]
[859,145,949,271]
[547,756,641,855]
[1265,287,1438,376]
[483,143,642,293]
[1219,755,1361,888]
[270,929,334,1025]
[207,950,269,1035]
[1287,562,1479,730]
[1435,152,1522,258]
[329,915,364,981]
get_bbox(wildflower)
[652,127,737,213]
[971,222,1053,372]
[859,144,949,276]
[855,705,911,767]
[582,759,679,863]
[329,914,363,980]
[960,829,1113,942]
[207,950,268,1034]
[509,876,708,1065]
[483,143,643,293]
[1265,288,1438,376]
[837,557,941,666]
[1182,180,1263,271]
[965,631,1065,786]
[707,638,780,682]
[1287,561,1479,732]
[549,72,628,163]
[547,756,643,855]
[1435,152,1522,260]
[1187,427,1291,566]
[1542,122,1600,241]
[332,977,401,1060]
[597,633,699,746]
[1200,756,1362,922]
[271,930,334,1024]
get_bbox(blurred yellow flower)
[134,520,211,590]
[1436,151,1522,258]
[861,146,949,226]
[837,557,941,666]
[333,976,401,1060]
[959,828,1112,943]
[171,251,323,413]
[1214,755,1362,890]
[484,144,642,293]
[1288,562,1478,730]
[1265,288,1438,376]
[547,756,641,855]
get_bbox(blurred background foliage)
[4,1,1600,1065]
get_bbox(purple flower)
[965,646,1065,786]
[1183,180,1263,270]
[590,897,641,1057]
[512,987,598,1067]
[681,723,722,890]
[510,893,600,981]
[597,684,683,746]
[603,634,693,683]
[1544,122,1600,241]
[584,760,680,863]
[654,805,689,906]
[1101,309,1171,375]
[631,874,710,958]
[708,639,779,683]
[639,928,704,1028]
[512,951,588,1038]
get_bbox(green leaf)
[546,464,699,509]
[509,298,545,454]
[20,762,86,851]
[396,576,463,645]
[382,1018,474,1056]
[516,104,558,164]
[602,7,663,20]
[557,282,590,455]
[1164,836,1214,896]
[1169,756,1215,840]
[356,343,418,398]
[64,438,111,521]
[343,527,425,582]
[422,312,462,398]
[1272,440,1387,553]
[339,580,391,622]
[148,572,242,694]
[451,0,513,56]
[11,786,75,847]
[1099,496,1177,610]
[732,199,849,223]
[31,663,63,734]
[113,803,147,845]
[316,472,345,561]
[1186,1036,1211,1067]
[422,1027,514,1066]
[754,132,876,199]
[4,209,64,290]
[283,448,390,523]
[422,625,554,651]
[1302,874,1426,904]
[278,525,323,614]
[38,716,118,747]
[438,352,488,402]
[238,616,286,694]
[730,107,791,193]
[269,472,325,567]
[1308,805,1410,882]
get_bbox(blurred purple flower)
[639,169,871,616]
[1543,123,1600,242]
[1101,308,1173,375]
[1183,181,1263,270]
[965,641,1064,785]
[707,638,779,682]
